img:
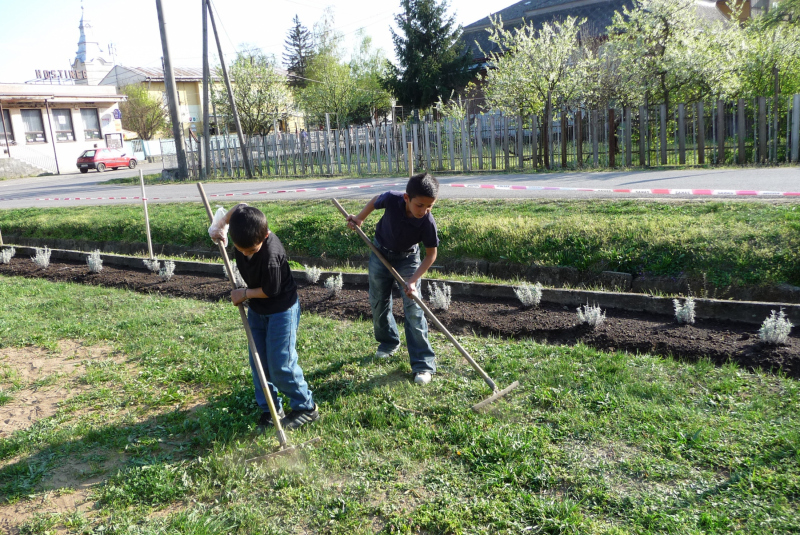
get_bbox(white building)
[0,84,125,177]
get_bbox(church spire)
[75,0,106,64]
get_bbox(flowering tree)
[480,15,591,116]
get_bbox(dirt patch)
[1,257,798,379]
[0,341,120,439]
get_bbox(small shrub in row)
[143,258,160,273]
[159,261,175,282]
[759,309,793,345]
[0,247,15,264]
[87,250,103,273]
[577,303,606,328]
[306,266,322,284]
[428,282,452,311]
[515,282,542,308]
[32,247,51,269]
[324,273,343,296]
[673,297,696,324]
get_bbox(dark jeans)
[246,299,315,412]
[368,247,436,374]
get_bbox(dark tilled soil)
[2,258,798,379]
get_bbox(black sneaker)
[280,404,320,430]
[258,407,285,428]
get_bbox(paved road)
[0,165,798,208]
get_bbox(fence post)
[345,127,352,174]
[560,109,567,168]
[384,124,391,174]
[758,97,767,163]
[624,106,632,167]
[717,100,725,164]
[413,123,420,172]
[447,119,455,170]
[591,109,599,167]
[476,115,484,170]
[737,98,746,165]
[459,117,467,171]
[608,108,616,168]
[531,115,539,169]
[638,106,646,166]
[697,102,705,165]
[792,94,800,162]
[489,115,497,169]
[408,141,413,177]
[366,126,372,173]
[435,121,443,170]
[355,127,362,175]
[424,122,432,171]
[659,104,667,165]
[503,116,510,170]
[678,103,686,165]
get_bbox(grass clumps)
[428,282,452,310]
[577,303,606,328]
[32,246,51,269]
[759,309,794,345]
[86,250,103,273]
[515,282,543,308]
[0,247,15,264]
[674,296,696,324]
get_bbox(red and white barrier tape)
[2,181,799,203]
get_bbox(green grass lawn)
[1,276,798,534]
[2,199,799,289]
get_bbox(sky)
[0,0,496,84]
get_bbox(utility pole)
[202,0,211,177]
[155,0,188,179]
[206,0,252,178]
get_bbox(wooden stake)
[407,141,413,177]
[139,169,154,260]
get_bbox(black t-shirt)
[374,191,439,252]
[233,232,298,315]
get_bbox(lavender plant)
[86,250,103,273]
[324,273,343,296]
[428,282,452,311]
[143,258,160,272]
[158,260,176,282]
[758,309,793,345]
[673,297,696,324]
[577,303,606,328]
[306,266,322,284]
[514,282,543,308]
[32,246,51,269]
[0,247,15,264]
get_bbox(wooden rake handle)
[331,198,497,392]
[197,183,288,447]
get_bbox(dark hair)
[406,173,439,199]
[229,205,269,248]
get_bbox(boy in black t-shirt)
[346,173,440,385]
[209,204,318,430]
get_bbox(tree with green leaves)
[118,84,170,140]
[283,15,314,89]
[382,0,477,113]
[213,47,292,136]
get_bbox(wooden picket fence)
[169,94,800,178]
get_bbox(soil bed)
[2,258,798,379]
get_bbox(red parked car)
[76,148,137,173]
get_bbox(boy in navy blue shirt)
[346,173,440,385]
[210,204,318,430]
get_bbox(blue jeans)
[368,248,436,374]
[246,299,315,412]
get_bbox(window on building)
[21,109,46,143]
[80,108,101,140]
[52,109,75,142]
[0,109,13,144]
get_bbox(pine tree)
[283,15,314,88]
[382,0,477,112]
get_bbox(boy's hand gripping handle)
[331,198,497,392]
[198,183,288,447]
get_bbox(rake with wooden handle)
[197,183,319,461]
[332,198,519,412]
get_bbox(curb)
[4,245,798,327]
